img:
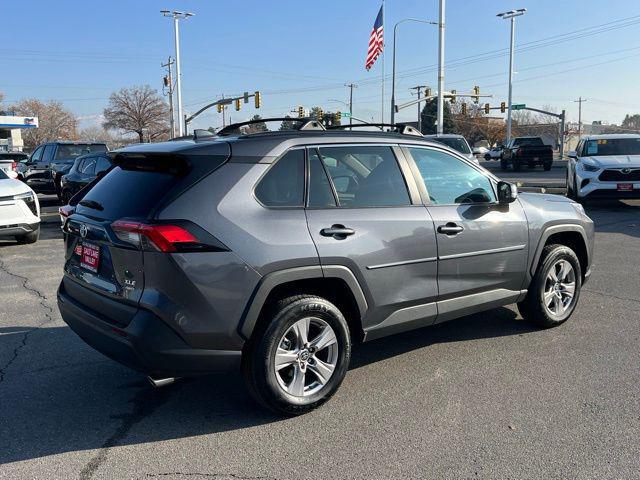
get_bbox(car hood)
[0,178,34,197]
[584,155,640,167]
[519,191,573,205]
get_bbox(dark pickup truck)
[19,142,108,199]
[501,137,553,171]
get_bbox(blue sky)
[2,0,640,130]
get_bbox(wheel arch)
[239,265,368,343]
[530,225,590,281]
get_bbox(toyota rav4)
[58,120,594,415]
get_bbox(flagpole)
[381,0,385,127]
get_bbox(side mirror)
[567,150,577,159]
[497,181,518,203]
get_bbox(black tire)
[484,154,491,161]
[518,244,582,328]
[15,226,40,245]
[242,295,351,415]
[543,161,553,171]
[500,158,508,170]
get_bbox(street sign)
[512,104,526,110]
[341,112,351,118]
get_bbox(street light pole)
[497,8,526,143]
[345,83,357,128]
[161,10,194,137]
[437,0,445,135]
[390,18,437,125]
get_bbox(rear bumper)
[57,283,242,377]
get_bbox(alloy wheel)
[543,259,576,317]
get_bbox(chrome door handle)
[437,223,464,235]
[320,225,355,239]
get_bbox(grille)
[599,169,640,182]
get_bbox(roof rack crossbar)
[326,123,423,137]
[216,117,324,136]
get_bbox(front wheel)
[518,244,582,328]
[242,295,351,415]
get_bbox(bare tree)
[103,85,170,143]
[12,98,78,148]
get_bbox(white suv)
[567,134,640,201]
[0,169,40,243]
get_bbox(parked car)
[0,167,40,244]
[0,151,29,178]
[20,141,108,199]
[567,134,640,202]
[424,134,479,164]
[472,146,488,156]
[501,137,553,171]
[59,152,112,204]
[484,144,504,161]
[58,120,594,415]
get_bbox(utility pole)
[345,83,357,129]
[161,10,195,137]
[497,8,526,143]
[410,85,427,132]
[221,94,226,127]
[574,97,587,138]
[161,57,175,138]
[437,0,445,135]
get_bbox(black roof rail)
[216,117,325,136]
[326,123,424,137]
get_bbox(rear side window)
[317,146,410,208]
[80,157,97,175]
[255,149,304,207]
[96,156,111,174]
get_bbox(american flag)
[365,5,384,71]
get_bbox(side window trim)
[402,144,498,206]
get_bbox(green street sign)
[341,112,352,118]
[512,104,526,110]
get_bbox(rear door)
[26,144,56,191]
[305,144,439,335]
[404,145,528,321]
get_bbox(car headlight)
[14,192,38,216]
[579,161,600,172]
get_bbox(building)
[0,114,39,152]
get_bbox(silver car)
[424,134,479,164]
[568,134,640,201]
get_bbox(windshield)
[584,138,640,156]
[54,144,107,160]
[0,169,8,180]
[434,137,471,154]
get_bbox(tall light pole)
[390,19,437,126]
[574,97,587,138]
[497,8,526,143]
[436,0,445,136]
[161,10,194,137]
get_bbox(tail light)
[111,220,198,252]
[11,162,17,171]
[516,148,523,156]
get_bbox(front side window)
[255,149,304,207]
[30,147,44,163]
[42,145,56,163]
[408,147,496,205]
[316,146,410,208]
[80,157,97,175]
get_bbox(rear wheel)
[15,226,39,245]
[543,161,553,171]
[518,244,581,328]
[242,295,351,415]
[513,159,522,171]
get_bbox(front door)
[304,145,439,336]
[404,146,529,321]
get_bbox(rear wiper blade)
[79,199,104,211]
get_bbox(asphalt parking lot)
[1,182,639,479]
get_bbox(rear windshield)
[513,138,543,146]
[0,153,28,161]
[55,144,107,160]
[584,138,640,156]
[74,151,229,220]
[433,137,471,154]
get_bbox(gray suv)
[57,120,594,415]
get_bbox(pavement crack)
[145,473,280,480]
[583,288,640,305]
[0,256,56,383]
[79,385,173,480]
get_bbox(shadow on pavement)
[585,200,640,239]
[0,306,533,466]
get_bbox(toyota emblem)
[80,224,88,238]
[621,168,631,174]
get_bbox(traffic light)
[254,91,261,108]
[163,75,170,87]
[316,108,324,122]
[243,92,249,104]
[450,89,456,103]
[235,98,241,111]
[297,106,304,118]
[424,87,432,97]
[335,111,342,122]
[461,103,467,115]
[472,86,480,104]
[216,103,223,114]
[500,101,506,113]
[484,103,490,114]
